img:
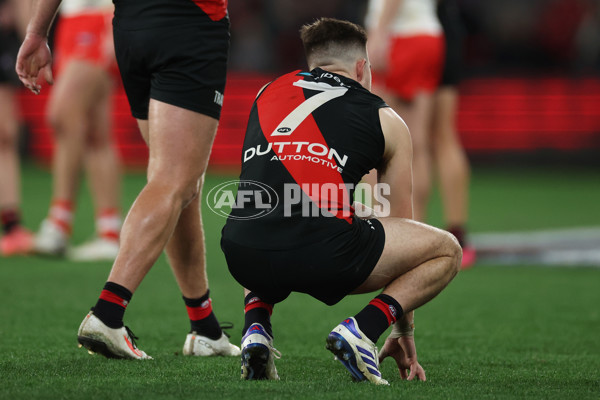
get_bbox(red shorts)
[373,34,445,101]
[53,12,118,77]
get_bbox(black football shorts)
[113,16,229,120]
[221,217,386,306]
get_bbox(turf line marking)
[470,226,600,267]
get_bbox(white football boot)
[183,332,241,356]
[77,311,152,360]
[326,317,389,385]
[34,219,68,256]
[240,323,281,380]
[68,237,119,262]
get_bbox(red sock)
[353,294,403,343]
[96,208,121,241]
[183,291,222,339]
[368,297,400,325]
[49,199,73,235]
[243,293,273,337]
[244,296,274,315]
[93,281,132,328]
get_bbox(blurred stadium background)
[14,0,600,264]
[2,1,600,399]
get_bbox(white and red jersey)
[366,0,442,37]
[60,0,113,16]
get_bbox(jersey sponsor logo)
[206,179,278,220]
[243,141,348,173]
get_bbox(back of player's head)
[300,18,368,70]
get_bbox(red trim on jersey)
[257,71,353,223]
[191,0,227,22]
[99,290,128,308]
[369,298,397,325]
[186,298,213,321]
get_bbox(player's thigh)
[353,217,457,293]
[0,86,18,142]
[146,99,218,184]
[48,60,108,121]
[136,119,149,146]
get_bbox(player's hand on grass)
[379,335,426,381]
[16,32,54,95]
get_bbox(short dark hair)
[299,18,368,68]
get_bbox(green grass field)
[1,163,599,399]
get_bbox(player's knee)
[442,230,462,275]
[47,108,87,138]
[181,180,200,208]
[46,107,63,131]
[0,124,18,149]
[152,175,200,210]
[85,132,110,151]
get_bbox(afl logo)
[276,127,292,134]
[206,180,279,220]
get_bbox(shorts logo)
[206,179,279,220]
[214,90,224,106]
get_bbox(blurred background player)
[366,0,474,267]
[431,0,475,267]
[0,0,33,256]
[17,0,240,359]
[33,0,122,261]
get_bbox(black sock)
[93,282,132,329]
[183,291,222,340]
[243,292,273,338]
[353,294,403,343]
[1,208,21,234]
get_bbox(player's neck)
[314,64,352,79]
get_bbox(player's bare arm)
[375,107,429,380]
[15,0,61,94]
[368,0,403,69]
[377,106,413,219]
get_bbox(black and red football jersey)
[221,68,388,249]
[113,0,227,29]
